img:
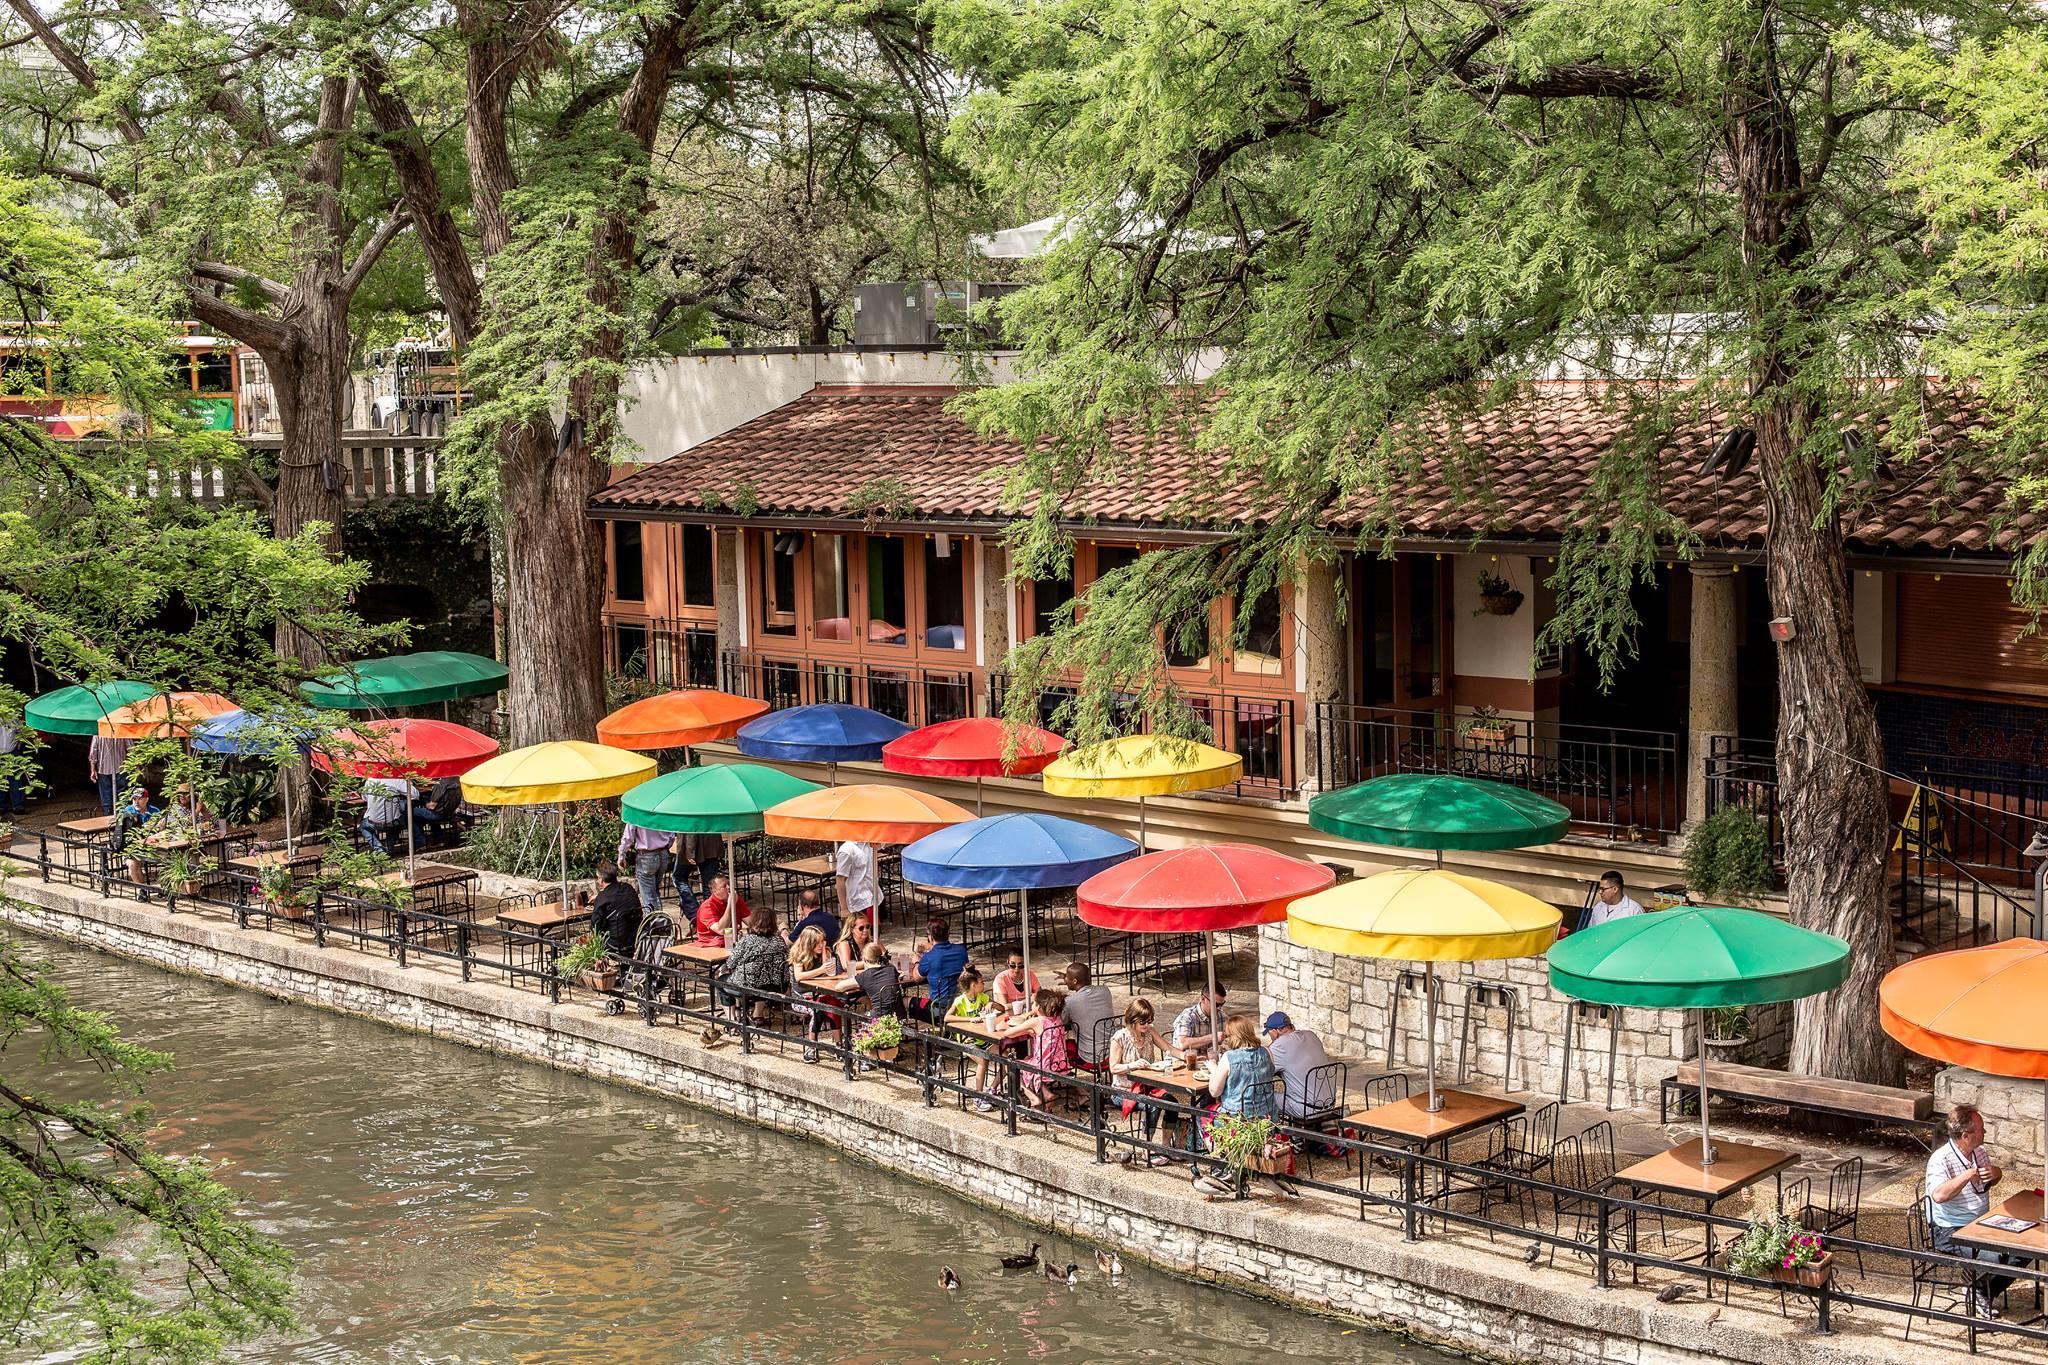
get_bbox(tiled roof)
[591,383,2031,557]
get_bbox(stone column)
[1686,564,1739,827]
[979,538,1011,715]
[713,528,743,675]
[1298,554,1347,793]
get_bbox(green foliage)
[1682,808,1777,903]
[1724,1209,1826,1279]
[1204,1111,1276,1174]
[852,1012,904,1055]
[461,805,624,883]
[847,477,918,527]
[1705,1005,1751,1042]
[207,769,277,827]
[556,932,608,978]
[151,847,212,893]
[0,933,295,1357]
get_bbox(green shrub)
[462,803,625,881]
[1682,807,1775,902]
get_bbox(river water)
[22,935,1454,1364]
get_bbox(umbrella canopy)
[902,813,1136,891]
[882,718,1068,779]
[622,764,821,834]
[301,650,508,709]
[763,783,972,845]
[734,704,910,764]
[1078,844,1335,932]
[97,692,237,739]
[24,681,157,736]
[461,741,654,806]
[1309,773,1570,852]
[189,708,317,756]
[597,690,768,751]
[1546,905,1850,1008]
[1287,868,1563,962]
[1043,735,1242,799]
[1880,939,2048,1081]
[315,719,500,780]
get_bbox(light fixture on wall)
[773,532,802,556]
[934,533,953,559]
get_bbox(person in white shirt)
[1582,870,1645,929]
[1926,1103,2030,1317]
[0,724,25,815]
[834,839,878,933]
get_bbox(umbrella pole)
[2039,1078,2045,1201]
[1139,796,1148,853]
[1020,888,1031,996]
[976,774,984,818]
[558,802,569,918]
[1205,932,1218,1047]
[1424,960,1442,1113]
[407,797,417,879]
[1696,1007,1716,1166]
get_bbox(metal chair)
[1547,1120,1615,1268]
[1347,1073,1411,1215]
[1905,1193,1976,1344]
[1292,1061,1349,1179]
[1476,1100,1560,1233]
[1790,1155,1865,1276]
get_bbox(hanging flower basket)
[1478,590,1524,616]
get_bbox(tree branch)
[339,211,410,296]
[190,261,289,305]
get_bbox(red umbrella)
[882,717,1067,815]
[1078,844,1336,1023]
[315,718,500,778]
[314,719,499,875]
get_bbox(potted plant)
[1704,1006,1751,1063]
[1682,806,1776,902]
[1459,706,1516,747]
[558,933,617,992]
[1724,1209,1832,1288]
[257,862,309,921]
[155,848,211,899]
[1205,1112,1290,1197]
[1474,569,1524,616]
[852,1013,904,1063]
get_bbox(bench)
[1660,1061,1943,1146]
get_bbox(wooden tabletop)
[913,882,1005,904]
[663,943,729,967]
[227,845,327,872]
[1611,1138,1798,1201]
[946,1013,1038,1047]
[1954,1189,2048,1257]
[800,973,864,999]
[142,824,259,852]
[57,815,118,837]
[495,900,591,931]
[363,864,478,889]
[1344,1089,1526,1145]
[772,856,833,877]
[1125,1063,1216,1099]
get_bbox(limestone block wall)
[1935,1068,2048,1181]
[1258,927,1792,1107]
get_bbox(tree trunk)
[261,269,354,670]
[500,422,607,747]
[1727,24,1899,1085]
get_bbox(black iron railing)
[603,614,720,690]
[719,649,974,730]
[1892,762,2041,949]
[1314,703,1679,839]
[1703,735,1782,854]
[988,675,1298,798]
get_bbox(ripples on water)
[21,936,1451,1364]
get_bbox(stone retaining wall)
[1935,1068,2048,1180]
[1258,928,1794,1108]
[0,879,1893,1365]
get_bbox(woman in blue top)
[1207,1014,1280,1120]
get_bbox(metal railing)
[8,836,2046,1353]
[1893,763,2041,949]
[605,614,720,690]
[1314,703,1679,838]
[987,675,1298,798]
[1704,735,1783,855]
[719,649,973,730]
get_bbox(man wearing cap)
[1265,1012,1334,1122]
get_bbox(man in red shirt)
[695,873,750,947]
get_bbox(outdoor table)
[661,942,729,1008]
[496,899,592,935]
[1608,1137,1797,1275]
[770,854,834,914]
[55,814,118,872]
[1344,1089,1526,1236]
[226,844,327,876]
[363,864,479,919]
[1124,1061,1217,1159]
[1951,1189,2048,1331]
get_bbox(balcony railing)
[1703,735,1781,853]
[720,649,974,731]
[1313,703,1680,839]
[989,674,1299,799]
[604,615,720,690]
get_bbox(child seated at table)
[1019,988,1072,1120]
[945,966,998,1106]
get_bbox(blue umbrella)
[734,704,911,784]
[189,709,315,756]
[902,813,1138,985]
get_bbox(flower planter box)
[269,900,310,922]
[1770,1251,1833,1289]
[861,1046,900,1064]
[577,969,620,993]
[1463,728,1514,748]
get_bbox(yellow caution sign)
[1892,785,1950,856]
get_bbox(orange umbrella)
[597,689,768,752]
[1881,938,2048,1194]
[763,783,972,845]
[96,692,238,739]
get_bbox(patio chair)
[1791,1155,1865,1276]
[1292,1061,1350,1180]
[1346,1073,1411,1216]
[1904,1193,1976,1344]
[1547,1120,1615,1269]
[1476,1100,1560,1234]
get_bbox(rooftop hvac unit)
[854,282,1022,346]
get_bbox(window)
[194,350,233,394]
[1164,604,1211,670]
[611,522,645,602]
[681,525,715,607]
[1361,557,1396,705]
[159,352,193,392]
[1092,544,1140,584]
[924,537,966,651]
[761,533,798,636]
[812,533,850,641]
[867,536,908,646]
[1897,575,2048,698]
[611,621,649,677]
[0,351,46,396]
[1232,589,1284,677]
[1031,563,1075,637]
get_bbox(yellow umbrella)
[1287,869,1562,1111]
[461,741,656,912]
[1042,735,1243,850]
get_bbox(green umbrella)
[1547,906,1850,1164]
[622,764,823,925]
[1309,773,1571,854]
[23,681,158,736]
[301,651,508,710]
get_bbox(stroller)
[606,910,677,1022]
